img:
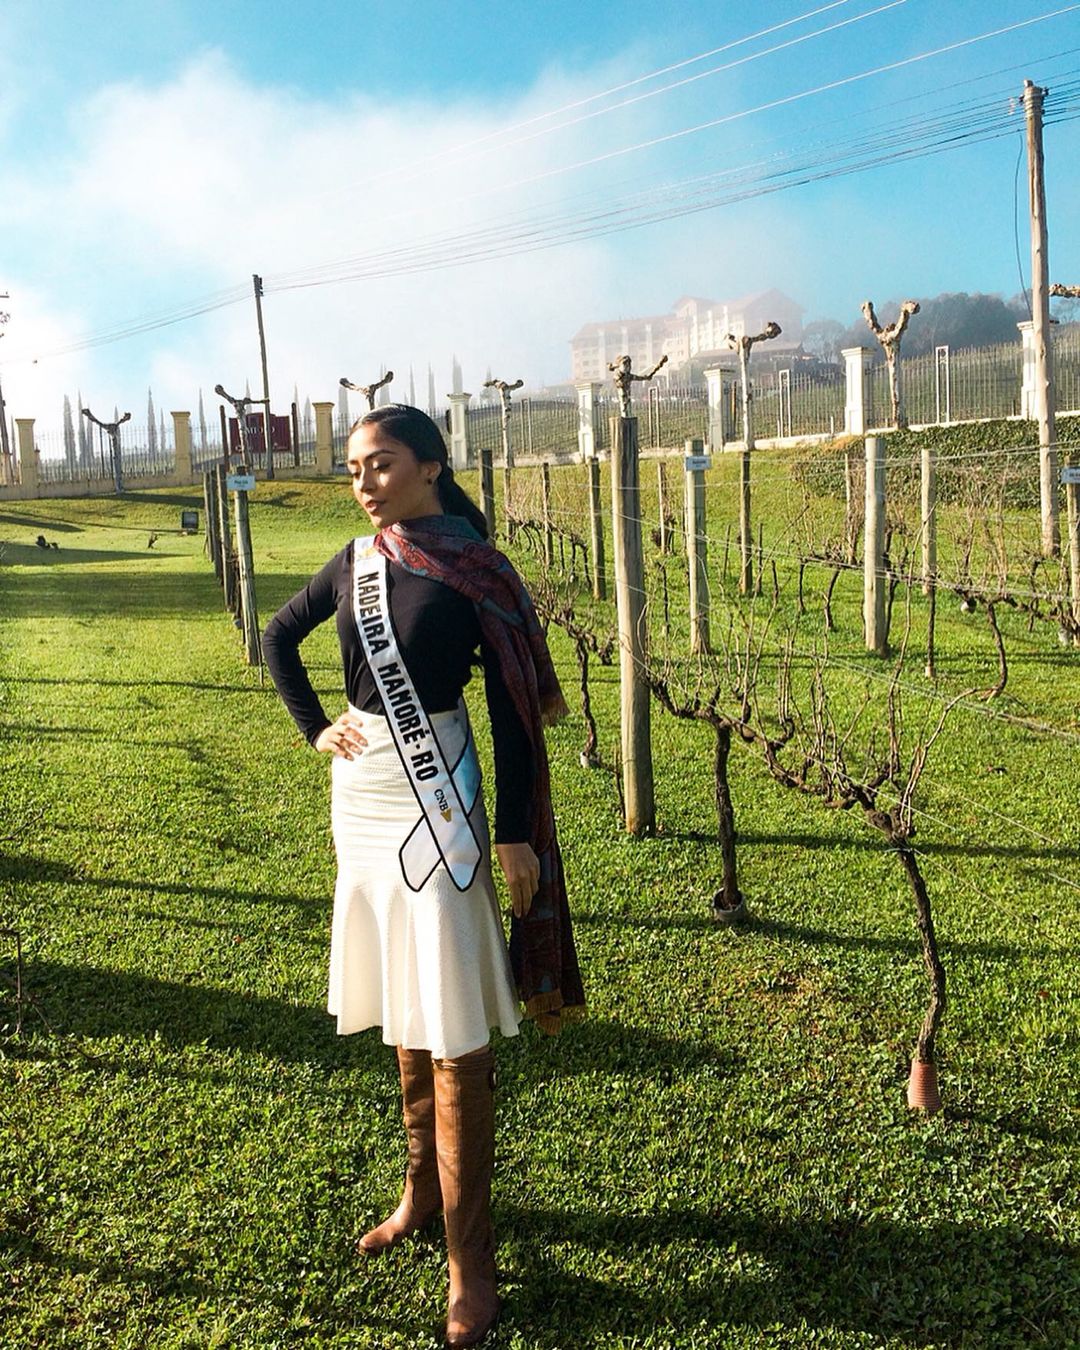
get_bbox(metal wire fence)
[13,326,1080,491]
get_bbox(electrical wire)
[8,7,1080,363]
[348,0,867,189]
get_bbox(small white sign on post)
[684,454,712,473]
[226,473,256,492]
[1060,465,1080,486]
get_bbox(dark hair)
[350,404,489,540]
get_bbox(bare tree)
[340,370,394,411]
[532,577,614,771]
[82,406,132,494]
[862,299,920,429]
[725,322,782,595]
[607,354,668,419]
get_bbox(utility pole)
[253,275,274,481]
[0,293,11,480]
[1024,79,1058,557]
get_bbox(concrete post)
[448,392,472,471]
[172,411,193,482]
[16,419,38,496]
[864,435,887,656]
[313,401,335,475]
[685,438,709,654]
[843,347,874,436]
[705,367,726,451]
[1018,320,1037,419]
[576,381,601,460]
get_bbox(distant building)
[569,288,804,382]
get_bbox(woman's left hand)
[495,842,540,918]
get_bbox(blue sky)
[2,0,1079,435]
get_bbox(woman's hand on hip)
[495,842,539,918]
[315,712,367,760]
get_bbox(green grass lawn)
[1,466,1078,1350]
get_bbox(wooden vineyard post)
[215,462,237,615]
[1064,461,1080,644]
[219,404,230,468]
[479,445,496,538]
[231,472,263,670]
[589,456,606,601]
[611,414,654,835]
[657,459,670,554]
[922,439,937,677]
[485,377,522,544]
[1024,81,1059,557]
[921,440,936,594]
[737,340,753,596]
[684,438,710,654]
[203,470,221,576]
[864,435,887,656]
[503,465,515,543]
[541,461,553,567]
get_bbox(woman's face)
[346,423,443,529]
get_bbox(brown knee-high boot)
[432,1046,499,1348]
[358,1046,443,1255]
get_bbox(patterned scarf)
[375,514,585,1032]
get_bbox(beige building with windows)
[570,288,804,382]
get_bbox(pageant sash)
[351,537,483,892]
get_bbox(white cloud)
[6,48,670,428]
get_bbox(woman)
[263,404,584,1347]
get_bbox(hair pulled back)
[351,403,489,540]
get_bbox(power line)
[8,9,1080,362]
[359,0,867,188]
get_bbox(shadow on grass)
[571,908,1080,961]
[1,542,163,567]
[0,511,85,534]
[665,826,1079,865]
[500,1206,1079,1346]
[2,569,300,619]
[0,854,324,913]
[0,675,263,694]
[518,1014,739,1081]
[107,490,203,510]
[20,956,355,1067]
[0,1225,214,1304]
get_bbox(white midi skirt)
[328,703,523,1059]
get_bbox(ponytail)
[437,468,490,540]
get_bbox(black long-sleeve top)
[262,541,533,842]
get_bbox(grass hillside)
[1,469,1078,1349]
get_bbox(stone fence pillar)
[314,401,335,475]
[843,347,874,436]
[172,411,193,482]
[705,367,727,451]
[576,381,602,460]
[448,392,472,471]
[1018,320,1037,419]
[16,419,38,496]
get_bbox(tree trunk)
[895,841,946,1065]
[711,721,743,915]
[575,637,599,768]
